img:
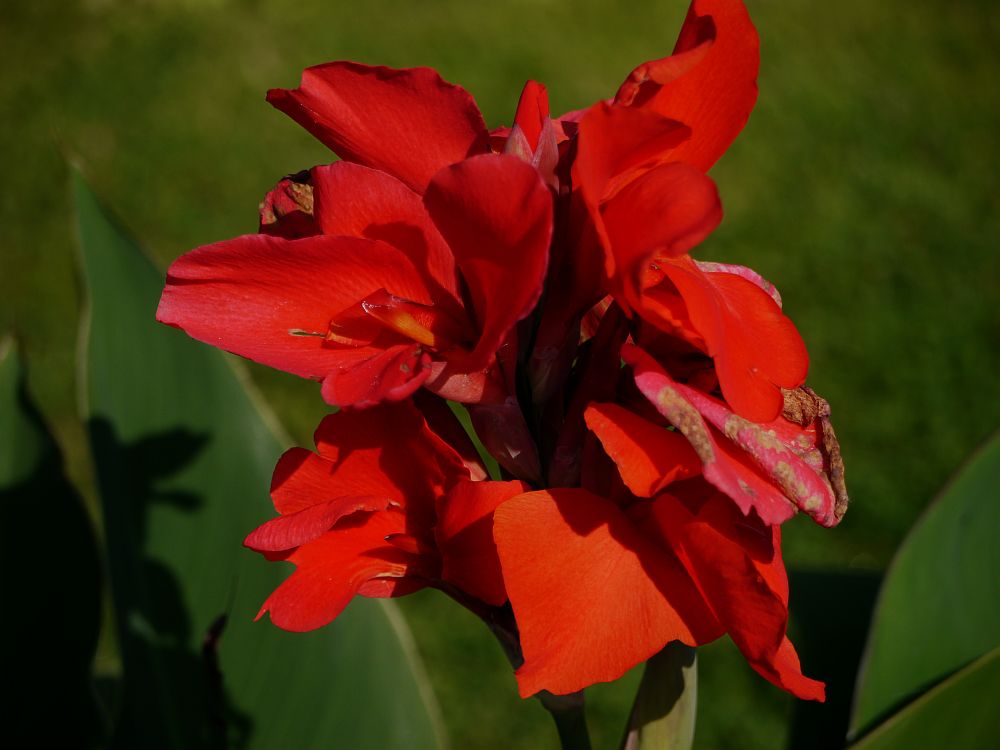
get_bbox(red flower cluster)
[158,0,847,702]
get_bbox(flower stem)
[467,598,595,750]
[540,691,593,750]
[620,642,697,750]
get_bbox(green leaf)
[0,339,45,486]
[848,647,1000,750]
[620,641,697,750]
[447,400,502,480]
[73,170,445,749]
[0,339,104,746]
[849,433,1000,738]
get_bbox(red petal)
[436,480,528,606]
[269,446,407,516]
[572,103,692,304]
[424,154,553,371]
[575,104,691,205]
[512,80,549,152]
[267,62,490,192]
[244,495,389,552]
[651,256,807,422]
[413,391,489,482]
[600,162,722,306]
[156,233,436,381]
[759,637,827,701]
[695,261,782,307]
[313,401,467,505]
[357,577,426,599]
[271,402,467,518]
[649,489,824,701]
[615,0,760,171]
[494,489,719,697]
[311,162,462,304]
[258,510,419,632]
[585,402,701,497]
[320,343,431,408]
[528,108,687,384]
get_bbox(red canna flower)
[158,0,850,724]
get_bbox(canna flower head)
[158,66,552,409]
[156,0,848,711]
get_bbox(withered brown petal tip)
[782,386,849,521]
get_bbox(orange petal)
[585,402,701,497]
[494,489,720,697]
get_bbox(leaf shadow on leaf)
[1,359,104,747]
[88,416,254,750]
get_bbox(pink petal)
[623,345,839,527]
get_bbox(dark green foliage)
[0,342,103,747]
[850,434,1000,742]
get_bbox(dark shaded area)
[87,418,251,749]
[786,569,882,750]
[0,360,104,746]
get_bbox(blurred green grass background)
[2,0,997,747]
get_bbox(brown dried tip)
[782,386,849,522]
[258,170,316,238]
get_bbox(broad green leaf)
[74,170,444,750]
[620,641,697,750]
[0,339,104,746]
[850,433,1000,737]
[848,647,1000,750]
